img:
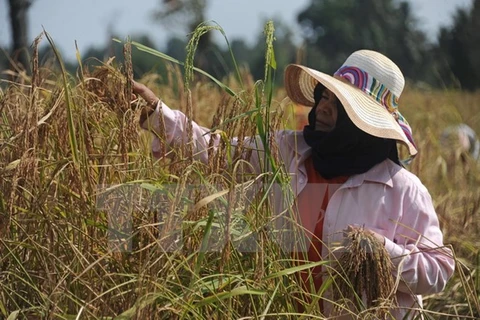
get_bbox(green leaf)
[115,39,238,98]
[263,260,331,280]
[195,286,266,308]
[44,29,79,166]
[6,310,19,320]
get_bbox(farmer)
[440,123,480,162]
[132,50,454,318]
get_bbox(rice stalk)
[1,21,480,319]
[184,22,223,89]
[44,30,79,167]
[333,227,397,318]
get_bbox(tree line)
[1,0,480,90]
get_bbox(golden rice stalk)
[334,227,397,317]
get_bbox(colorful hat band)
[334,65,416,149]
[334,65,399,112]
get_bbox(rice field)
[0,30,480,319]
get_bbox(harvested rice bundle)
[334,226,397,317]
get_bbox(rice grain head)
[333,227,397,318]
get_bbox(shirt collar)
[344,160,395,188]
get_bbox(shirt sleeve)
[139,100,268,174]
[384,187,455,295]
[140,101,218,162]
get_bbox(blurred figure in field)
[440,124,480,164]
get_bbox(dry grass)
[0,32,479,319]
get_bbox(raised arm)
[132,81,269,175]
[132,80,224,162]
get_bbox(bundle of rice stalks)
[334,227,397,317]
[84,64,130,113]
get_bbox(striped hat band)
[334,65,416,149]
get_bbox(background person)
[440,123,480,162]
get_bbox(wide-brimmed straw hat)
[284,49,417,157]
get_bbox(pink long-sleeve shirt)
[143,101,455,318]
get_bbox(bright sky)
[0,0,474,61]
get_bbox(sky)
[0,0,474,61]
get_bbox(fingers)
[342,225,385,246]
[132,80,145,94]
[132,80,159,108]
[369,230,386,245]
[343,224,357,236]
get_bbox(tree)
[296,0,429,83]
[8,0,33,71]
[146,1,299,85]
[154,0,212,71]
[436,0,480,90]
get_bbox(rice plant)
[0,22,479,319]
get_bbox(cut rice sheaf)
[333,227,397,318]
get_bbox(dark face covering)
[302,84,400,179]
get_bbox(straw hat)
[285,49,417,156]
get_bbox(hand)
[132,80,160,108]
[343,225,386,247]
[131,80,159,125]
[369,229,386,246]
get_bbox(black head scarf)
[302,84,400,179]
